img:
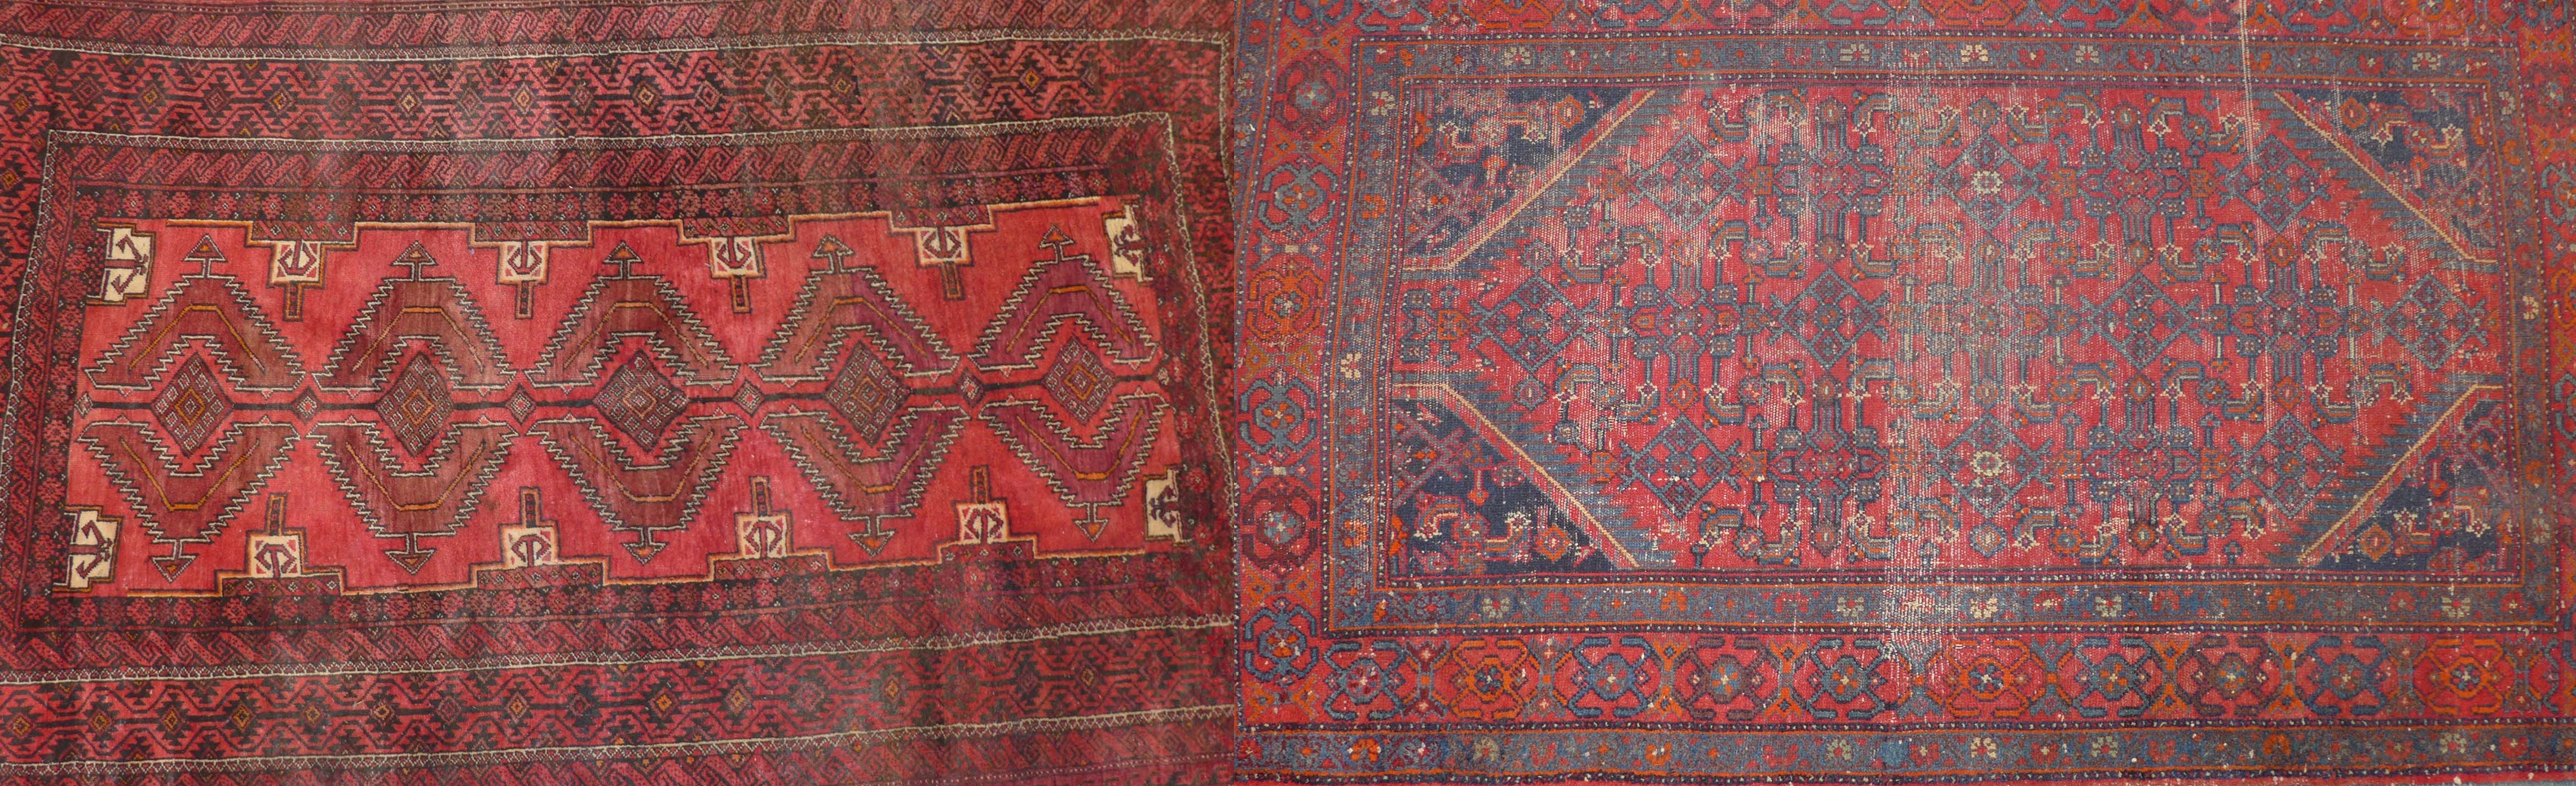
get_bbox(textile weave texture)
[0,1,1234,783]
[1234,1,2576,784]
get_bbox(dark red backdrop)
[0,1,1235,783]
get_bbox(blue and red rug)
[1235,1,2576,783]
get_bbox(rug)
[1234,1,2576,783]
[0,1,1232,782]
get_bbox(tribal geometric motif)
[1384,84,2505,576]
[0,1,1235,782]
[1239,1,2576,784]
[69,209,1182,593]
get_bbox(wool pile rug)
[2,0,2575,784]
[1234,0,2576,783]
[0,1,1235,783]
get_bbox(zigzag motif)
[980,393,1166,530]
[40,206,1213,591]
[754,264,957,381]
[307,421,515,540]
[972,246,1160,370]
[531,274,740,387]
[85,272,307,392]
[527,414,746,564]
[759,405,967,525]
[77,421,300,572]
[318,268,515,392]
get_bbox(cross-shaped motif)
[892,212,996,301]
[921,226,973,299]
[603,241,644,277]
[1037,223,1077,258]
[503,488,560,569]
[810,233,854,273]
[735,477,793,559]
[391,241,438,279]
[710,237,763,314]
[61,508,118,590]
[268,240,342,322]
[185,234,226,276]
[956,466,1009,543]
[247,493,306,580]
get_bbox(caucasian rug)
[1234,0,2576,784]
[0,1,1233,783]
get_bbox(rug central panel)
[66,206,1183,594]
[1371,79,2509,582]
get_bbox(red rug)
[0,1,1232,783]
[1234,1,2576,784]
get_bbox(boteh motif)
[1238,1,2575,784]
